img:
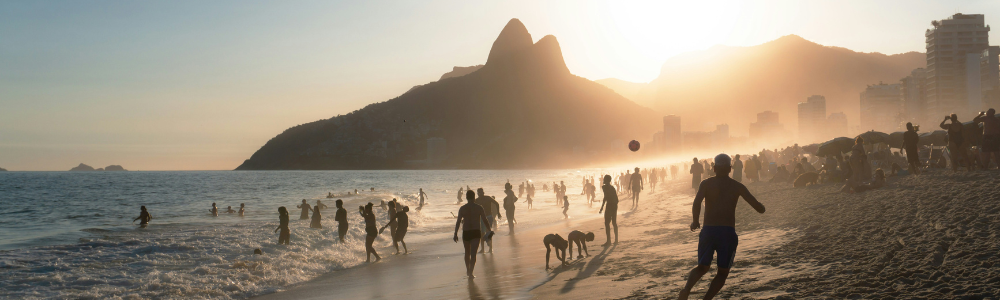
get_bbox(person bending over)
[543,233,568,270]
[567,230,595,259]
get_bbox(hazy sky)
[2,0,998,170]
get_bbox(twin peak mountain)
[237,19,658,170]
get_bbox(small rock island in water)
[69,163,127,171]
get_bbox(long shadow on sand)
[558,243,616,294]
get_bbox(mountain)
[70,163,96,171]
[105,165,127,171]
[440,65,484,80]
[633,34,924,136]
[596,78,646,102]
[0,167,7,172]
[236,19,659,170]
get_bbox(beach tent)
[856,131,889,144]
[887,131,905,149]
[918,130,948,146]
[816,137,854,157]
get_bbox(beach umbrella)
[816,137,854,157]
[887,131,905,149]
[856,131,889,144]
[918,130,948,146]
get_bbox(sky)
[2,0,999,171]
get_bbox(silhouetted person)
[457,187,464,204]
[518,182,525,198]
[360,203,381,262]
[940,114,971,171]
[315,200,328,211]
[974,109,1000,169]
[380,201,399,251]
[503,182,518,233]
[679,154,766,300]
[133,206,152,227]
[238,203,245,217]
[310,202,323,229]
[598,175,619,246]
[475,188,500,253]
[903,122,922,174]
[275,207,290,245]
[382,205,409,254]
[630,167,643,209]
[562,196,569,219]
[226,206,236,214]
[525,185,534,210]
[418,188,428,207]
[454,190,491,278]
[543,233,568,270]
[297,199,312,220]
[690,157,703,190]
[849,137,868,187]
[732,155,743,182]
[334,199,348,242]
[209,203,219,216]
[567,230,595,259]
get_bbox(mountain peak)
[486,18,533,65]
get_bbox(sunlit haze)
[2,0,998,170]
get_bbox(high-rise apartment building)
[900,68,927,125]
[749,111,784,141]
[797,95,827,142]
[860,83,904,132]
[663,115,682,154]
[982,46,1000,110]
[926,13,991,116]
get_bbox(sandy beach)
[254,169,1000,299]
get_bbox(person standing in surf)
[678,154,766,300]
[418,188,428,207]
[238,203,245,217]
[133,206,152,227]
[297,199,312,220]
[310,202,324,229]
[334,199,348,242]
[360,203,381,262]
[380,201,399,251]
[454,190,491,278]
[383,206,409,254]
[275,207,290,245]
[209,203,219,216]
[598,175,619,245]
[503,182,518,234]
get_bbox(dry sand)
[255,170,1000,299]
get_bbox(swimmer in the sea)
[297,199,312,220]
[226,206,236,214]
[567,230,595,258]
[275,206,290,245]
[133,206,152,227]
[543,233,568,270]
[238,203,245,217]
[334,199,348,242]
[454,190,491,278]
[315,200,328,211]
[379,200,388,211]
[210,203,219,216]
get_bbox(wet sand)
[255,170,1000,299]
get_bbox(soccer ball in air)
[628,140,640,152]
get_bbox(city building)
[712,124,729,149]
[982,46,1000,110]
[900,68,927,125]
[925,13,991,117]
[797,95,827,142]
[749,111,785,141]
[827,112,849,137]
[663,115,682,154]
[860,83,904,132]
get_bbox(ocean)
[0,170,614,299]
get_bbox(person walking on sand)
[454,190,492,278]
[360,203,381,262]
[275,207,290,245]
[297,199,312,220]
[678,154,766,300]
[133,206,152,227]
[334,200,348,242]
[598,175,619,246]
[903,122,922,174]
[503,182,518,234]
[630,167,643,209]
[210,203,219,216]
[690,157,704,191]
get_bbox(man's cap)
[714,153,732,167]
